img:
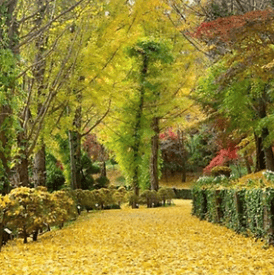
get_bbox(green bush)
[80,153,98,190]
[94,176,109,189]
[46,153,65,192]
[173,188,192,199]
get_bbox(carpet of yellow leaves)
[1,200,274,274]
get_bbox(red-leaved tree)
[203,146,238,174]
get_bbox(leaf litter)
[1,200,274,274]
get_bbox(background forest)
[1,0,274,207]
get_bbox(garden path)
[1,200,274,274]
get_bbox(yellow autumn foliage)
[1,200,274,274]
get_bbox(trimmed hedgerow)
[221,189,246,233]
[192,188,207,220]
[245,189,264,238]
[192,181,274,244]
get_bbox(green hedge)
[192,186,274,244]
[173,188,192,200]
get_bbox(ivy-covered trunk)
[0,105,13,194]
[132,55,148,208]
[69,102,82,190]
[0,0,19,194]
[150,117,159,191]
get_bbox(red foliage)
[159,128,178,141]
[203,146,238,174]
[56,161,64,170]
[192,9,274,43]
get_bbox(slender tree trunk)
[101,161,106,178]
[150,117,160,191]
[23,225,28,244]
[32,229,38,241]
[100,145,107,178]
[16,129,30,186]
[177,129,186,183]
[254,133,266,172]
[69,130,81,189]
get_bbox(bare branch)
[16,0,87,50]
[81,100,111,137]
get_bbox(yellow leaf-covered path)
[1,200,274,274]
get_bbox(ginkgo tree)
[43,0,140,190]
[0,0,94,192]
[101,0,202,207]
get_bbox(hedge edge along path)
[192,187,274,245]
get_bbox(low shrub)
[140,190,160,208]
[211,166,232,177]
[158,187,175,206]
[94,176,110,189]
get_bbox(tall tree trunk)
[69,130,81,190]
[0,0,19,194]
[132,55,147,208]
[150,117,160,191]
[0,105,13,194]
[32,0,48,187]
